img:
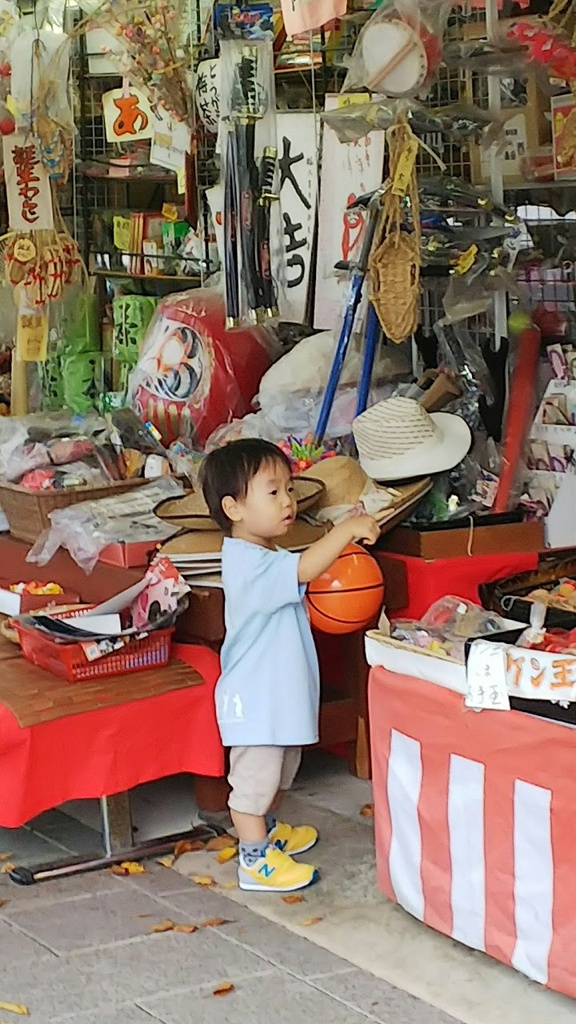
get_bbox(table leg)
[100,793,133,855]
[8,790,226,887]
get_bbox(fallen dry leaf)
[212,982,234,997]
[219,881,238,890]
[174,839,205,859]
[0,865,14,876]
[282,894,305,905]
[0,854,13,862]
[216,847,237,864]
[300,917,324,927]
[151,919,176,933]
[156,855,175,869]
[205,834,237,852]
[174,924,198,934]
[200,917,231,929]
[0,900,8,908]
[0,1003,29,1016]
[191,874,215,887]
[359,803,374,818]
[110,861,146,877]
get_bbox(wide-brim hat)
[157,518,328,557]
[353,396,471,482]
[154,477,325,532]
[301,456,430,526]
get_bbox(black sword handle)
[224,131,240,328]
[256,146,278,317]
[234,119,261,321]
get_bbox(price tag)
[113,215,131,252]
[16,306,48,363]
[392,137,419,197]
[465,640,510,711]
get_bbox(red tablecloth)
[378,550,539,620]
[0,645,224,828]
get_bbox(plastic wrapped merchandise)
[127,289,281,447]
[27,477,184,573]
[391,595,512,662]
[342,0,450,98]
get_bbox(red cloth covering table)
[375,550,538,620]
[0,644,224,829]
[368,655,576,1001]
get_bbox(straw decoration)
[369,117,421,344]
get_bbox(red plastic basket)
[14,607,174,683]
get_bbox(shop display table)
[367,637,576,1001]
[0,641,224,883]
[375,549,539,620]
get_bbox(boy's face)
[223,460,297,544]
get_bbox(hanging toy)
[369,116,422,344]
[506,19,576,82]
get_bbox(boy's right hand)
[349,515,380,545]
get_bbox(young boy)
[200,439,380,893]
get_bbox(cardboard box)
[380,519,544,559]
[98,541,158,569]
[552,93,576,180]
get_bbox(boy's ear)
[222,495,242,523]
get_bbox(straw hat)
[353,396,471,482]
[155,477,325,532]
[301,456,430,525]
[158,518,328,557]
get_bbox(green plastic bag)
[112,296,158,366]
[61,352,103,414]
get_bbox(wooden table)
[0,641,224,884]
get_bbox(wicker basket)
[0,479,146,544]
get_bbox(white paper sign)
[151,105,190,173]
[3,133,54,231]
[102,85,154,143]
[465,641,511,711]
[506,645,576,703]
[277,111,318,324]
[314,95,385,330]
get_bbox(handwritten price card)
[466,640,511,711]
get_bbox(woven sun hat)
[157,518,328,557]
[154,477,325,531]
[301,456,431,526]
[353,396,471,482]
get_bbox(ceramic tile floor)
[0,754,457,1024]
[3,754,576,1024]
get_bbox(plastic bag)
[27,477,184,573]
[342,0,450,98]
[219,37,282,327]
[391,595,511,662]
[205,382,395,449]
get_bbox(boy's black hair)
[200,439,292,533]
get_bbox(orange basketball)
[306,543,385,635]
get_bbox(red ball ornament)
[307,543,384,635]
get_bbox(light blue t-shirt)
[216,537,320,747]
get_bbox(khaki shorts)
[228,746,302,816]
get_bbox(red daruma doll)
[129,290,276,446]
[307,543,385,635]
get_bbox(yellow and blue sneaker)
[269,821,318,856]
[238,846,319,893]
